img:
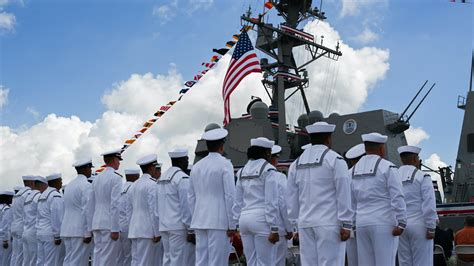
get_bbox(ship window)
[468,133,474,152]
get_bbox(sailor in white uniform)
[60,159,94,266]
[287,122,353,266]
[397,145,437,266]
[270,145,294,266]
[22,177,41,266]
[157,148,193,266]
[189,127,237,266]
[10,176,35,266]
[117,169,139,266]
[86,149,123,266]
[36,174,65,266]
[344,143,366,266]
[128,154,161,266]
[351,133,407,266]
[232,137,280,266]
[0,191,14,266]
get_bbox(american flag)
[222,31,261,125]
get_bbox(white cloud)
[152,0,178,24]
[0,11,15,32]
[340,0,388,17]
[424,153,448,200]
[353,27,379,44]
[0,19,390,189]
[0,86,9,108]
[405,126,430,146]
[188,0,214,12]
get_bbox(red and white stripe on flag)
[221,31,261,125]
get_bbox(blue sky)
[0,0,472,169]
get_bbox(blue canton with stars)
[232,31,255,60]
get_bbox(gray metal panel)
[453,91,474,202]
[323,109,407,165]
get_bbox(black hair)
[310,133,331,145]
[0,195,12,205]
[247,146,270,160]
[364,141,383,150]
[206,139,225,152]
[465,216,474,227]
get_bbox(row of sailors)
[0,121,437,266]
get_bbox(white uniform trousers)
[185,242,195,266]
[22,230,37,266]
[92,230,120,266]
[63,237,92,266]
[274,236,287,266]
[194,229,230,266]
[356,225,399,266]
[11,232,23,266]
[117,232,131,266]
[299,226,345,266]
[153,241,163,266]
[346,236,358,266]
[1,242,12,266]
[36,235,62,266]
[161,230,187,266]
[130,238,160,266]
[398,224,433,266]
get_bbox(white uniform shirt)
[189,152,236,230]
[128,174,160,238]
[157,167,192,231]
[287,145,353,230]
[11,187,31,234]
[23,190,41,234]
[0,204,13,241]
[60,174,92,238]
[275,171,293,234]
[87,167,122,232]
[36,187,64,238]
[399,165,437,229]
[118,181,133,233]
[232,159,280,232]
[351,154,407,228]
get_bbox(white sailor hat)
[397,145,421,155]
[73,158,93,168]
[250,137,274,149]
[271,145,282,155]
[168,148,188,159]
[346,143,366,160]
[0,191,14,196]
[136,154,158,166]
[35,175,48,184]
[305,122,336,134]
[361,132,388,144]
[13,186,22,192]
[22,175,35,181]
[202,128,228,141]
[100,148,123,160]
[46,173,62,182]
[301,144,311,150]
[124,169,140,175]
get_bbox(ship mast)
[241,0,342,155]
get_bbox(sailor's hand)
[83,237,92,244]
[340,228,351,241]
[268,232,279,244]
[187,232,196,245]
[110,232,120,241]
[293,232,299,242]
[392,227,404,236]
[2,241,8,249]
[227,229,237,237]
[286,232,293,240]
[54,238,62,246]
[152,236,161,243]
[426,230,435,240]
